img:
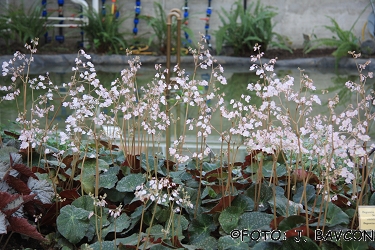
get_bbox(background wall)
[2,0,373,50]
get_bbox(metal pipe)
[45,16,86,21]
[71,0,89,10]
[92,0,99,13]
[165,8,182,163]
[166,8,182,84]
[46,23,85,27]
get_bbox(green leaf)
[146,224,164,238]
[341,240,368,250]
[325,203,349,227]
[252,241,282,250]
[217,235,249,250]
[166,213,189,240]
[72,195,95,211]
[86,208,110,241]
[202,162,220,172]
[190,235,217,250]
[369,192,375,205]
[281,236,320,250]
[90,241,117,250]
[80,158,110,175]
[268,196,305,217]
[245,183,273,211]
[56,205,91,244]
[103,188,126,203]
[154,205,170,223]
[102,213,131,238]
[80,175,95,194]
[277,215,306,231]
[202,186,218,199]
[188,213,216,237]
[262,161,286,177]
[77,158,110,194]
[99,166,120,189]
[116,173,145,192]
[238,212,273,231]
[116,233,143,246]
[219,206,242,233]
[169,170,192,184]
[232,194,254,213]
[139,153,156,172]
[293,184,316,205]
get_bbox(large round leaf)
[238,211,273,231]
[218,235,249,250]
[281,236,320,250]
[72,195,95,211]
[219,206,242,233]
[99,166,120,189]
[76,158,110,194]
[116,173,145,192]
[56,205,91,244]
[319,203,349,227]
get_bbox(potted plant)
[215,0,291,56]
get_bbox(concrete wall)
[2,0,373,49]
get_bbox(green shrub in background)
[82,6,129,54]
[0,16,12,53]
[304,17,361,66]
[3,2,49,45]
[215,0,291,56]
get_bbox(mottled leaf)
[238,212,273,231]
[217,235,249,250]
[56,205,91,244]
[232,194,254,213]
[27,177,54,204]
[268,196,305,217]
[72,195,95,211]
[116,173,145,192]
[99,166,120,189]
[0,211,7,234]
[7,216,45,241]
[293,184,316,205]
[11,163,38,179]
[281,236,320,250]
[5,175,31,194]
[219,206,242,233]
[102,213,131,238]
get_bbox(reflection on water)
[0,63,374,161]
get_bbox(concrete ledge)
[0,54,373,71]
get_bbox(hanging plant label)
[358,206,375,230]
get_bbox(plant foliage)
[0,38,374,249]
[2,2,48,45]
[304,17,361,66]
[81,5,128,54]
[215,0,291,56]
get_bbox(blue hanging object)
[101,0,106,16]
[205,0,212,49]
[42,0,47,17]
[55,0,65,43]
[133,0,141,36]
[41,0,51,43]
[182,0,191,46]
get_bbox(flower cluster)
[135,177,193,210]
